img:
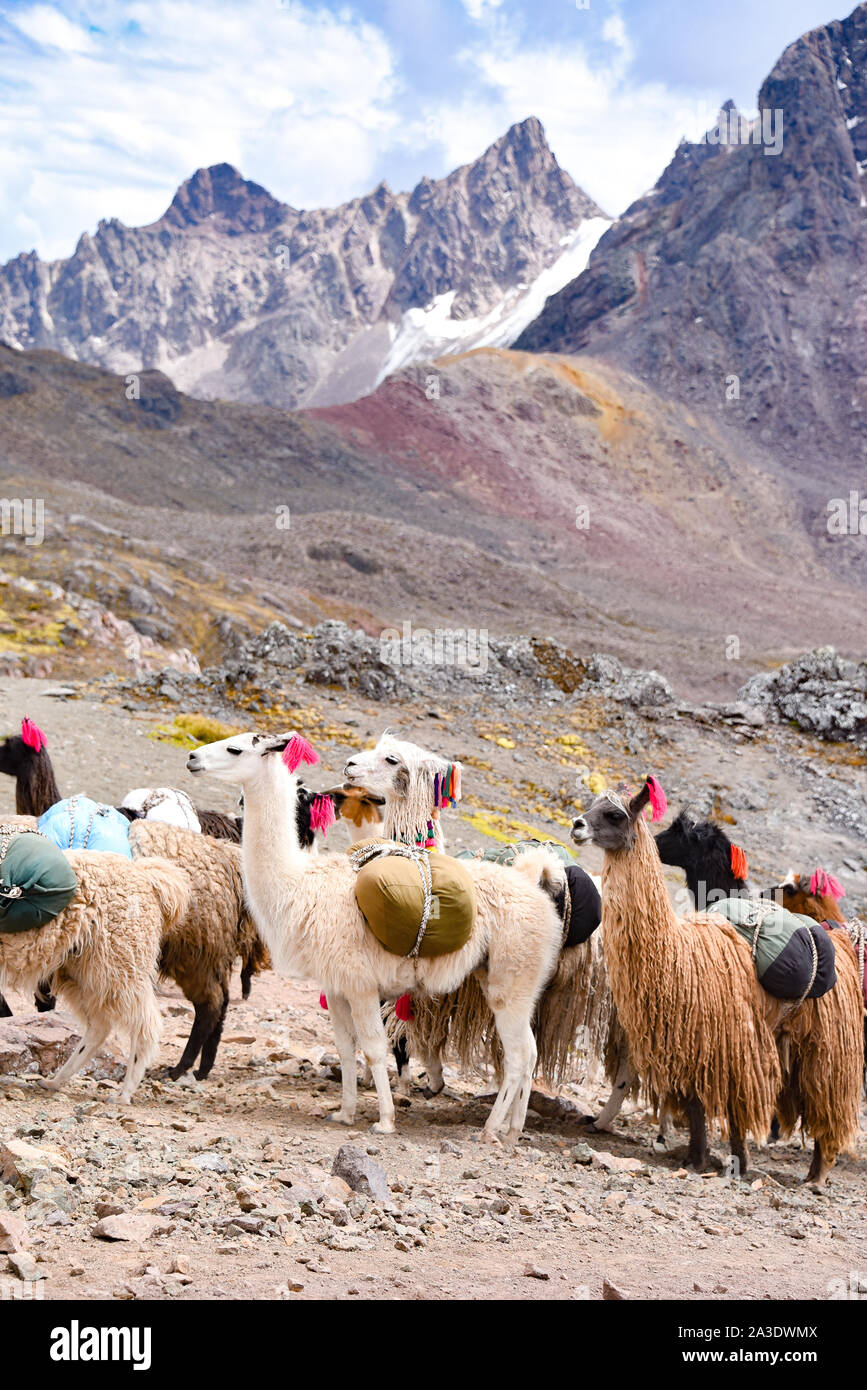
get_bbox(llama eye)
[385,756,400,766]
[227,747,243,756]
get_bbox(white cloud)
[461,0,504,21]
[0,0,724,265]
[0,0,399,260]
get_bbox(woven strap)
[560,870,572,947]
[350,840,435,959]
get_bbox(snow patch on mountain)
[376,216,610,384]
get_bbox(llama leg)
[421,1051,444,1098]
[119,999,162,1104]
[684,1092,709,1171]
[41,1021,111,1091]
[194,988,229,1081]
[0,992,11,1019]
[348,993,395,1135]
[805,1139,832,1187]
[652,1099,673,1152]
[593,1056,637,1131]
[728,1109,749,1178]
[35,980,55,1012]
[393,1035,411,1097]
[328,993,359,1126]
[168,1002,215,1081]
[240,961,254,1000]
[483,1007,536,1144]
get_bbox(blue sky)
[0,0,850,262]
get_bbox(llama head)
[654,809,748,882]
[342,731,458,843]
[187,731,328,846]
[760,869,846,922]
[187,731,315,788]
[0,731,41,775]
[572,778,665,853]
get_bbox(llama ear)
[628,782,651,820]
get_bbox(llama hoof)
[652,1135,668,1154]
[370,1120,396,1135]
[421,1084,444,1100]
[36,1077,61,1092]
[481,1128,502,1147]
[328,1110,355,1126]
[394,1094,411,1109]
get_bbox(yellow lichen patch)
[147,713,241,748]
[494,737,516,749]
[460,807,573,851]
[461,756,493,771]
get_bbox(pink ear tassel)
[310,795,336,835]
[282,733,320,773]
[21,718,46,753]
[810,869,845,901]
[646,775,668,822]
[319,992,328,1011]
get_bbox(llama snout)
[571,816,590,844]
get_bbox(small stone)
[591,1150,645,1174]
[0,1212,29,1253]
[570,1143,594,1164]
[523,1263,549,1280]
[602,1278,627,1300]
[8,1250,43,1281]
[332,1145,389,1202]
[92,1213,172,1242]
[95,1202,126,1220]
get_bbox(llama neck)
[602,819,677,959]
[239,762,308,917]
[19,753,60,816]
[384,800,444,850]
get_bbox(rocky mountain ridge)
[0,119,604,410]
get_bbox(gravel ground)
[0,678,865,1303]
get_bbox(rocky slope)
[0,119,605,410]
[3,340,865,696]
[516,4,867,512]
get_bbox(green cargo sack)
[0,826,79,935]
[456,838,573,868]
[712,896,836,1000]
[352,839,476,958]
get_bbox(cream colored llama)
[0,850,190,1102]
[187,731,561,1140]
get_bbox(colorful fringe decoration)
[319,992,328,1011]
[21,718,46,753]
[282,733,320,773]
[434,762,462,810]
[395,992,414,1022]
[730,844,749,881]
[310,794,336,835]
[810,868,845,901]
[645,775,668,822]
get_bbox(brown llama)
[573,779,863,1183]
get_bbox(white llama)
[187,731,561,1141]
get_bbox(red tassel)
[395,993,414,1022]
[319,992,328,1011]
[310,794,336,835]
[730,845,749,881]
[21,718,46,753]
[282,733,320,773]
[810,869,845,901]
[645,775,667,822]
